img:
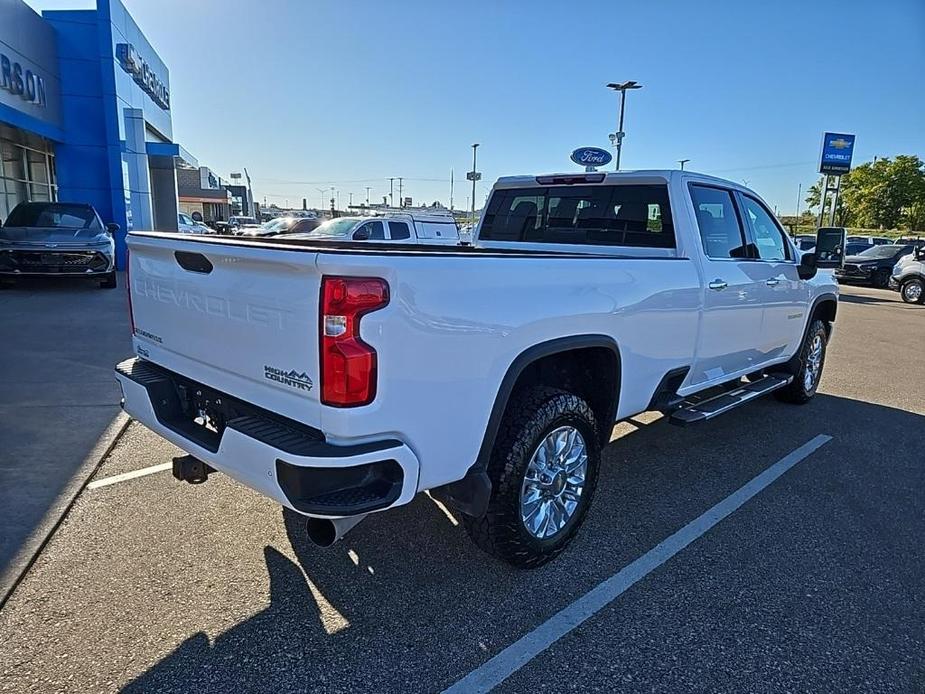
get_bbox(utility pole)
[470,143,480,227]
[450,169,454,210]
[389,178,395,208]
[316,188,326,210]
[365,186,371,207]
[678,159,690,171]
[606,81,642,171]
[796,183,802,218]
[349,192,353,208]
[398,177,404,208]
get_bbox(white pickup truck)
[302,212,461,245]
[115,170,842,567]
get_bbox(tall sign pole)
[817,132,856,228]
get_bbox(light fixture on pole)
[678,159,690,171]
[468,143,481,228]
[606,81,642,171]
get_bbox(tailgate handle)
[174,251,213,274]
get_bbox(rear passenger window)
[479,185,674,248]
[357,221,385,240]
[689,185,748,259]
[388,221,411,240]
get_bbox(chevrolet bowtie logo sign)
[819,132,855,175]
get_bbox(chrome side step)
[668,374,793,426]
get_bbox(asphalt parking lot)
[0,283,922,693]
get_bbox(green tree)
[803,156,925,230]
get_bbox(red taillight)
[126,248,135,335]
[320,276,389,407]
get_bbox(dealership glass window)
[0,126,57,221]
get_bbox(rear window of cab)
[479,184,675,249]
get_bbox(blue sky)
[27,0,925,213]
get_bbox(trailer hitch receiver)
[172,455,216,484]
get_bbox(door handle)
[766,278,780,287]
[708,280,727,291]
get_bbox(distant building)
[225,184,254,217]
[178,166,231,223]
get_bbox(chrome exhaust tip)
[304,514,367,547]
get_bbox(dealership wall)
[0,0,63,140]
[43,0,175,268]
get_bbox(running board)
[668,374,793,426]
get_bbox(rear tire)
[99,272,117,289]
[900,278,924,304]
[775,319,828,404]
[463,386,601,569]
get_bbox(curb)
[0,411,133,609]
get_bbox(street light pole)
[316,188,326,210]
[470,143,479,228]
[678,159,690,171]
[389,178,395,208]
[365,186,371,207]
[606,81,642,171]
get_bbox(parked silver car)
[0,202,118,288]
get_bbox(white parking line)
[442,434,833,694]
[86,463,172,490]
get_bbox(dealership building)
[0,0,193,267]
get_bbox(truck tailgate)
[127,234,322,425]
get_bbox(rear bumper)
[115,358,419,517]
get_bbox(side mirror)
[798,252,818,280]
[813,227,846,269]
[106,223,120,235]
[352,227,370,241]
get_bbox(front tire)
[463,386,601,569]
[775,319,828,404]
[901,278,924,304]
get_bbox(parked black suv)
[835,244,917,288]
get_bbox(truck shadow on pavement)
[0,275,131,603]
[121,393,925,693]
[836,290,903,306]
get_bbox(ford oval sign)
[570,147,612,168]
